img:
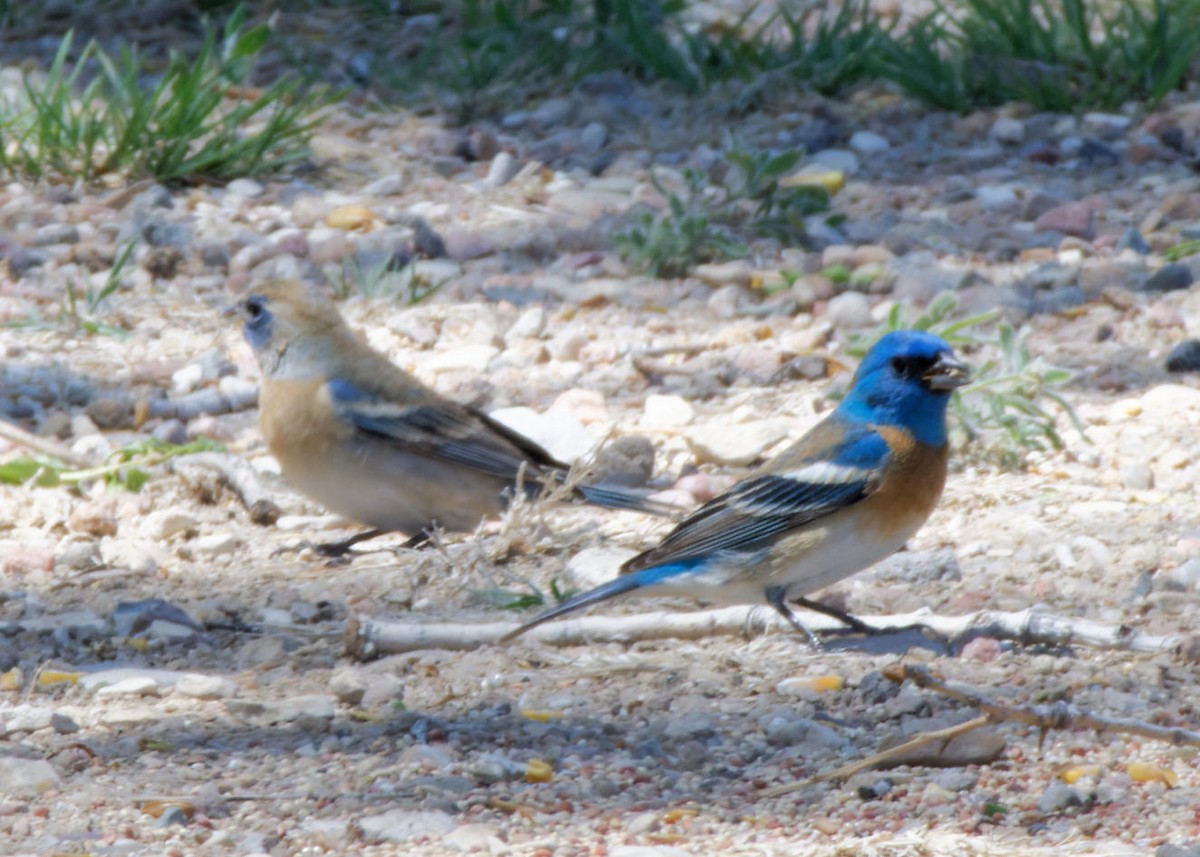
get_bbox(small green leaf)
[229,23,269,60]
[0,456,64,486]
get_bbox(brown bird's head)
[236,280,352,378]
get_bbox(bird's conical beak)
[924,353,970,391]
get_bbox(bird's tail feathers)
[574,482,682,517]
[498,574,645,643]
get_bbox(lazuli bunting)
[502,330,968,641]
[235,280,673,553]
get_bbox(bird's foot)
[270,528,390,563]
[768,591,951,655]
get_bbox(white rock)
[226,178,264,198]
[421,344,499,373]
[824,291,873,328]
[685,419,792,466]
[546,327,589,361]
[0,757,60,796]
[95,676,161,697]
[848,131,890,154]
[329,668,368,705]
[81,668,184,692]
[1082,112,1132,130]
[693,260,753,288]
[0,705,53,735]
[144,510,199,541]
[170,363,205,395]
[100,539,166,574]
[358,809,457,843]
[191,533,239,557]
[488,406,594,464]
[175,673,238,700]
[505,306,545,344]
[144,620,201,640]
[611,847,693,857]
[566,545,638,590]
[361,174,407,196]
[1169,558,1200,591]
[643,394,695,428]
[485,152,519,188]
[411,259,462,284]
[808,148,860,174]
[990,117,1026,144]
[443,822,505,853]
[274,514,342,533]
[268,695,337,724]
[707,284,742,319]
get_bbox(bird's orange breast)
[258,378,352,463]
[857,425,949,538]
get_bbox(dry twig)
[762,663,1200,798]
[892,663,1200,749]
[0,418,95,468]
[170,451,281,525]
[343,605,1179,660]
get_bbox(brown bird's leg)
[313,528,388,557]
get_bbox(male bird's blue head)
[836,330,968,447]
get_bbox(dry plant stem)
[763,663,1200,799]
[892,664,1200,748]
[0,418,95,467]
[342,606,1179,660]
[761,715,994,797]
[170,452,281,525]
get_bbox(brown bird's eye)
[243,296,266,322]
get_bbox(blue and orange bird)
[502,330,968,641]
[235,280,673,553]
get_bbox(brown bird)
[235,280,673,553]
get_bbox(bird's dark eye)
[889,355,931,379]
[242,296,266,323]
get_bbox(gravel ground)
[2,5,1200,856]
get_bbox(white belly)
[645,506,924,604]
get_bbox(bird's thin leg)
[400,529,434,550]
[313,528,388,557]
[790,595,878,634]
[765,585,821,646]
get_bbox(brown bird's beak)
[924,353,970,391]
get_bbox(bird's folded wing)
[327,378,557,480]
[621,421,890,575]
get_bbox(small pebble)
[1166,341,1200,372]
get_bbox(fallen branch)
[145,384,258,421]
[764,663,1200,798]
[343,605,1180,660]
[0,418,95,468]
[170,452,281,525]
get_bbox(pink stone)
[2,547,54,576]
[960,636,1003,663]
[1034,201,1095,239]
